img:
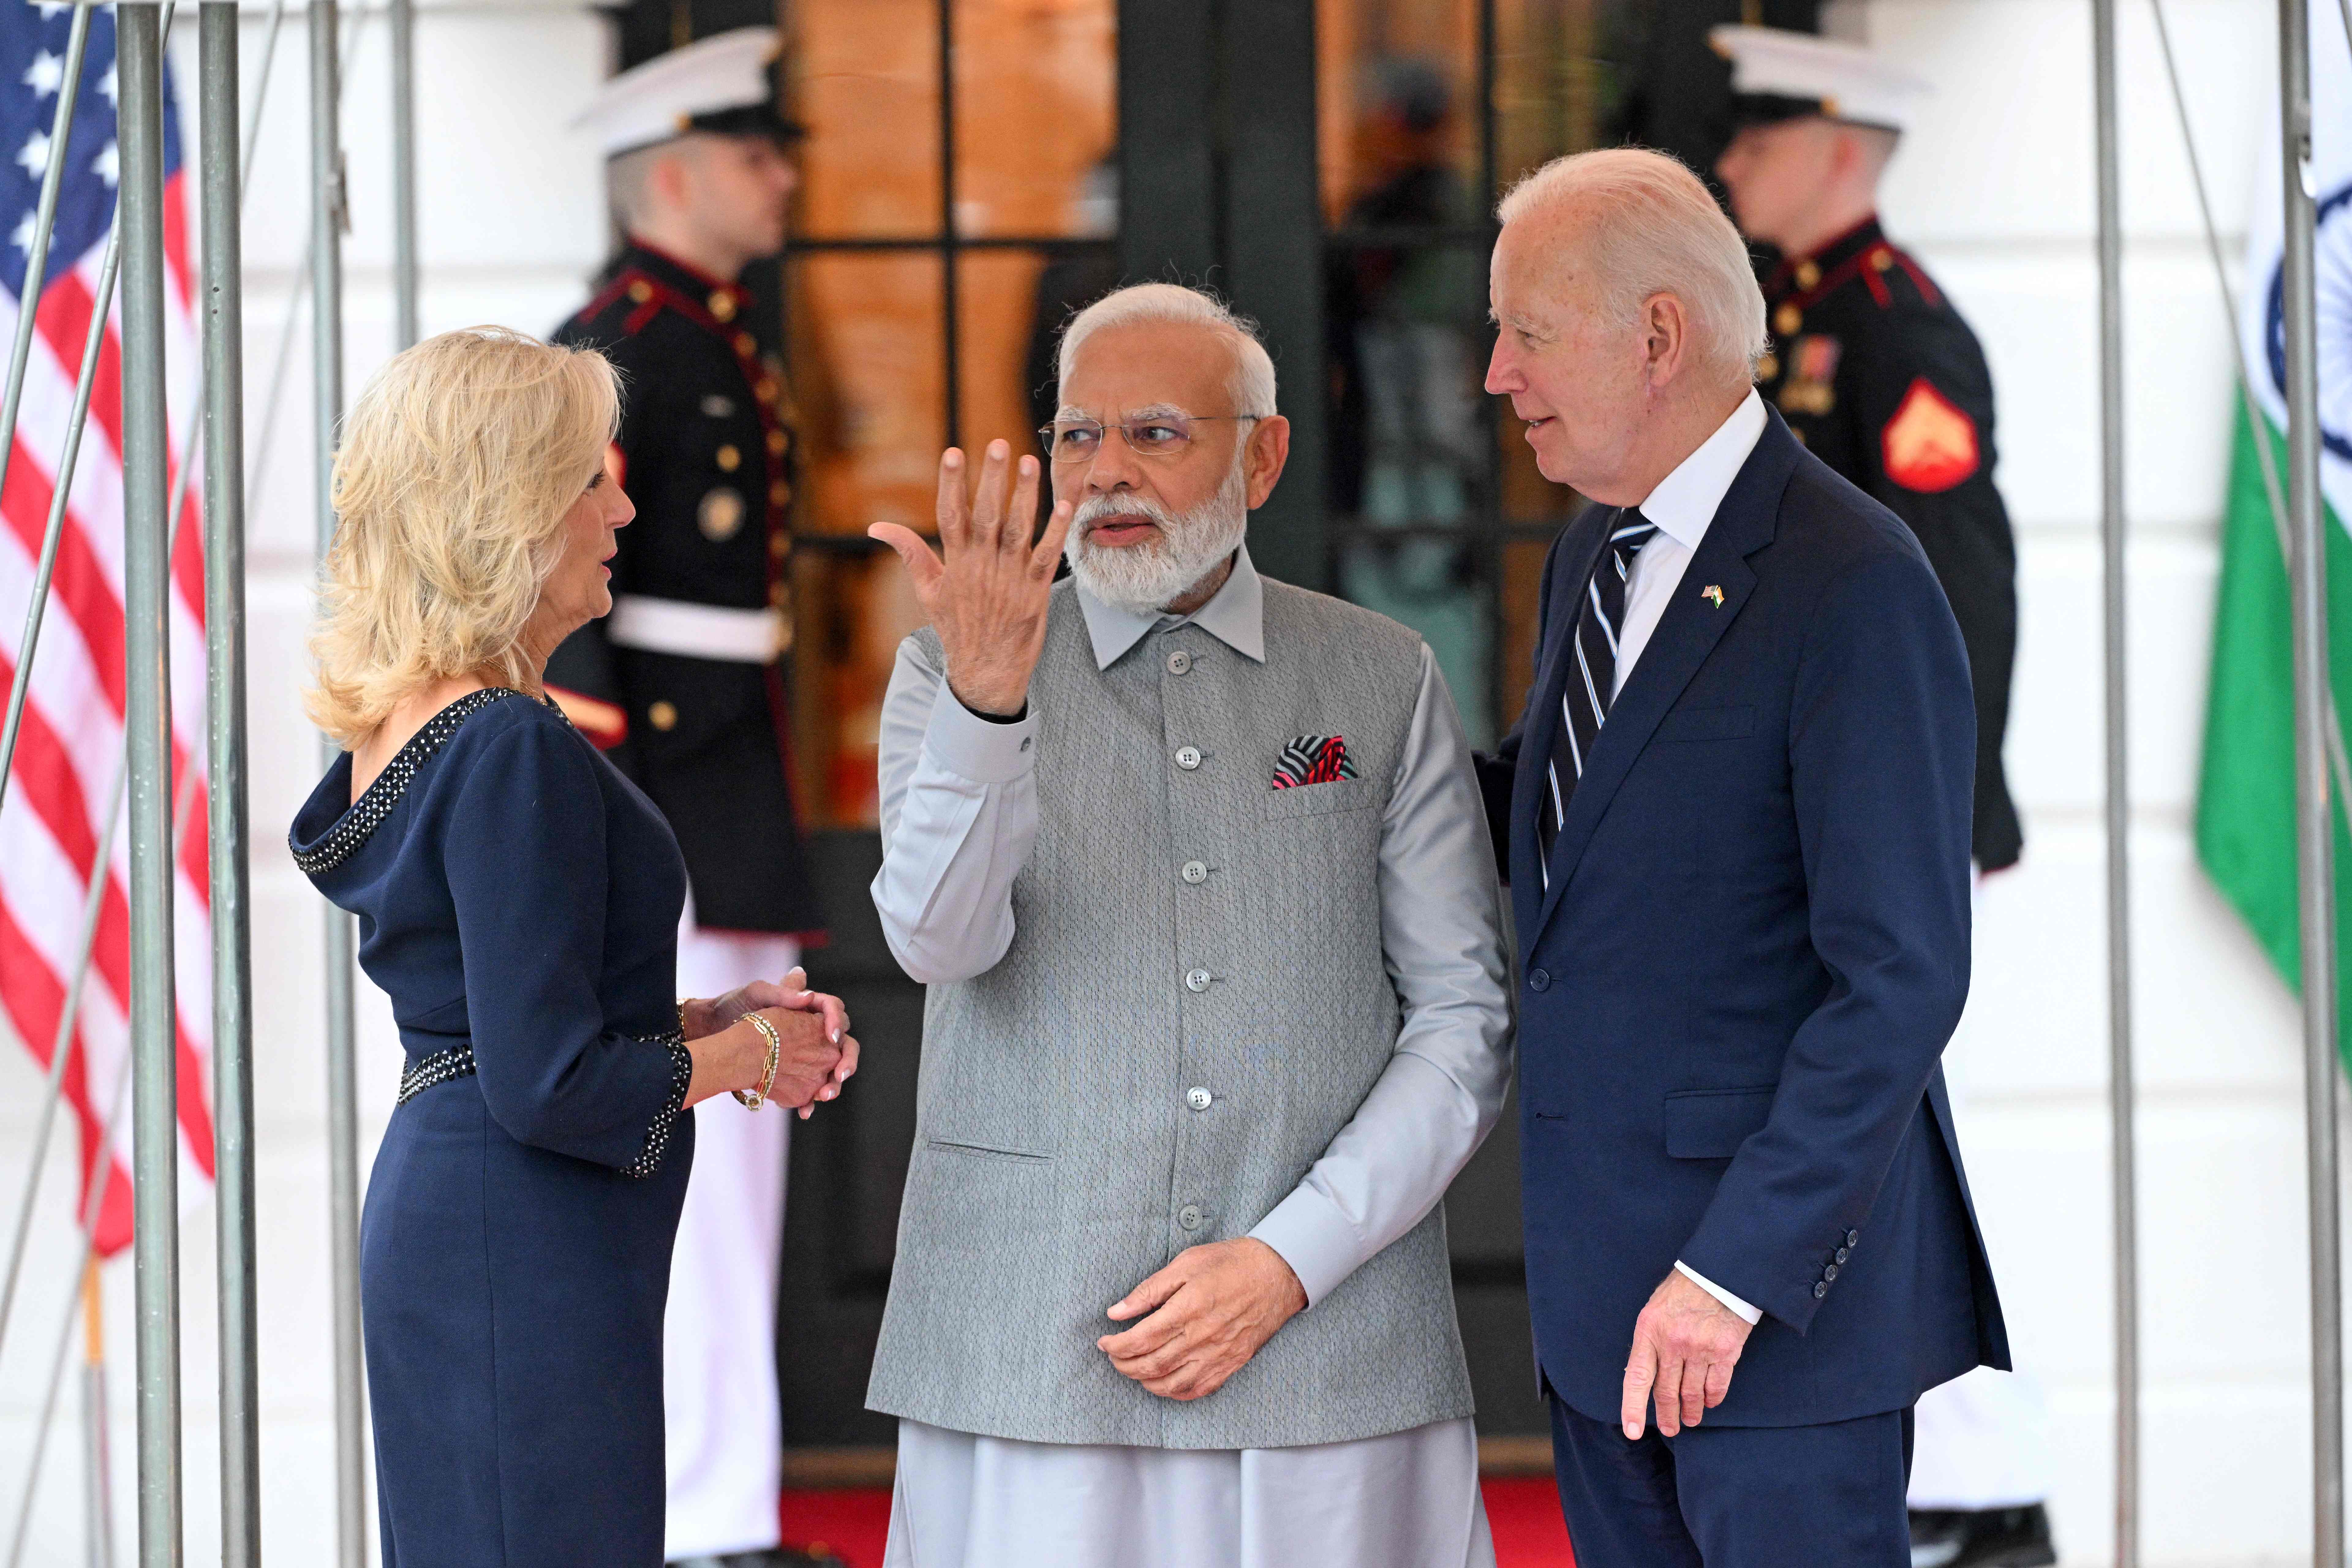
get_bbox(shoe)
[1908,1504,2058,1568]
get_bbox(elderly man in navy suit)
[1474,147,2007,1566]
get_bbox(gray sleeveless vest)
[864,575,1476,1449]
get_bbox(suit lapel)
[1529,414,1801,942]
[1511,509,1615,900]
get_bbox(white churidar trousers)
[1907,871,2053,1511]
[883,1416,1496,1568]
[663,905,800,1561]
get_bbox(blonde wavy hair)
[304,327,620,748]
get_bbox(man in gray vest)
[864,283,1514,1566]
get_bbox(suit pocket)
[1260,777,1380,820]
[1663,1085,1777,1159]
[1653,704,1755,744]
[924,1136,1054,1164]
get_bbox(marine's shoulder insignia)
[1881,376,1980,492]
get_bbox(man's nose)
[1483,336,1520,395]
[1084,435,1144,493]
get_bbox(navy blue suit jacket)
[1479,408,2009,1429]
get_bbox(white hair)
[1496,148,1768,384]
[1055,283,1278,418]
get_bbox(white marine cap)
[1708,25,1931,134]
[571,26,805,158]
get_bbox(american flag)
[1,0,213,1255]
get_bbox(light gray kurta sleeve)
[1247,644,1516,1307]
[870,636,1041,985]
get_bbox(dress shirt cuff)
[1675,1261,1763,1326]
[1248,1184,1363,1309]
[923,682,1038,784]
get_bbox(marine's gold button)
[708,291,737,322]
[1870,247,1895,272]
[766,428,788,456]
[733,332,757,358]
[698,488,745,542]
[756,376,781,404]
[626,280,653,304]
[1773,302,1803,337]
[716,444,741,472]
[770,532,792,562]
[1756,352,1779,383]
[648,700,678,732]
[1794,259,1820,291]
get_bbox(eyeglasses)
[1037,413,1265,464]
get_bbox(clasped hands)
[679,967,859,1115]
[1097,1238,1307,1402]
[1620,1268,1754,1440]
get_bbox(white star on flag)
[15,128,51,180]
[91,141,117,188]
[98,62,116,105]
[33,1,68,17]
[24,50,62,98]
[9,211,34,256]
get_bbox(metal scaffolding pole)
[310,3,367,1562]
[2282,0,2346,1562]
[390,0,419,349]
[2091,3,2138,1565]
[199,3,260,1562]
[115,7,183,1564]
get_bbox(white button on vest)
[1186,1086,1213,1111]
[1185,968,1212,992]
[1175,745,1202,770]
[1181,861,1208,884]
[1166,650,1192,675]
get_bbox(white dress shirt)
[869,545,1510,1567]
[1607,388,1773,1328]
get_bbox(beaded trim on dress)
[619,1031,694,1180]
[396,1045,476,1106]
[290,687,532,875]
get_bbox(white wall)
[0,2,2319,1564]
[1857,2,2321,1563]
[0,2,612,1560]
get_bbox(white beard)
[1064,459,1250,614]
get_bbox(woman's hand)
[681,1007,857,1114]
[678,967,858,1115]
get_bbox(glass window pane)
[791,0,944,239]
[1317,0,1484,228]
[1495,0,1607,192]
[1339,532,1498,748]
[782,251,946,830]
[952,0,1118,240]
[786,546,925,829]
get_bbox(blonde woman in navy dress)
[290,328,859,1568]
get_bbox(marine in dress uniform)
[552,28,826,1568]
[1712,27,2049,1568]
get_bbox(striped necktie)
[1537,511,1660,888]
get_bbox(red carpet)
[780,1480,1574,1567]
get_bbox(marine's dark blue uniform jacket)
[1477,407,2009,1429]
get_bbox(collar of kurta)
[1075,542,1267,669]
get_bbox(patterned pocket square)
[1272,735,1358,789]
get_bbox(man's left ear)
[1244,415,1292,510]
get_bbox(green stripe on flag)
[2195,401,2352,1061]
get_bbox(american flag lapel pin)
[1702,585,1725,607]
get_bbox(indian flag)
[2195,11,2352,1049]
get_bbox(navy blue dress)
[291,688,694,1568]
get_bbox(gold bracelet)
[733,1012,783,1111]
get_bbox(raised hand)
[869,440,1075,717]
